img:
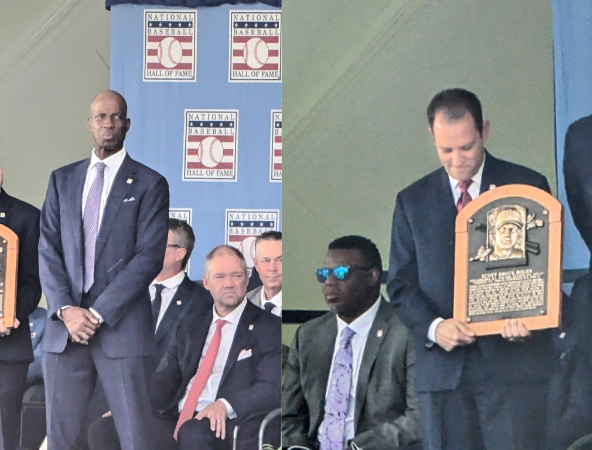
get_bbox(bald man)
[39,90,170,450]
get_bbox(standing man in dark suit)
[86,217,213,450]
[246,231,282,317]
[150,245,282,450]
[387,88,552,450]
[283,235,421,450]
[0,164,42,450]
[39,90,169,450]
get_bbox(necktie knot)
[95,162,107,176]
[459,179,472,193]
[215,319,226,332]
[340,327,355,346]
[154,284,165,295]
[263,302,275,313]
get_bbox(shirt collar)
[336,296,382,339]
[261,288,282,305]
[448,152,486,190]
[151,270,185,291]
[89,147,127,173]
[213,296,248,327]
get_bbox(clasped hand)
[62,306,100,345]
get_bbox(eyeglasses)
[316,265,372,283]
[166,244,182,249]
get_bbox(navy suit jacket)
[39,153,169,358]
[0,189,42,363]
[151,300,282,420]
[387,152,552,392]
[152,275,213,369]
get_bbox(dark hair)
[204,245,247,277]
[427,88,484,135]
[255,231,282,252]
[168,218,195,269]
[328,235,382,274]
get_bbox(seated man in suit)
[283,235,422,450]
[150,245,282,450]
[87,218,213,450]
[247,231,282,316]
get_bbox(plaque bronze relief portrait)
[454,185,562,336]
[0,225,18,328]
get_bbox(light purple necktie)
[83,162,106,292]
[321,326,355,450]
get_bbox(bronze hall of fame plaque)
[454,185,562,336]
[0,225,18,328]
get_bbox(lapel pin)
[377,329,383,338]
[0,213,5,218]
[176,300,182,305]
[249,324,254,330]
[489,184,496,190]
[127,178,133,184]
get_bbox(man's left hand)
[195,400,228,440]
[501,319,531,343]
[0,318,20,337]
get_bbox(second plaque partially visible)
[454,184,562,336]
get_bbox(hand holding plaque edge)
[500,318,532,343]
[0,318,19,337]
[435,318,476,352]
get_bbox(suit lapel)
[310,315,338,435]
[185,308,213,378]
[0,190,13,227]
[436,168,458,235]
[353,300,393,429]
[95,155,136,262]
[67,161,90,263]
[155,276,190,344]
[479,151,499,195]
[219,301,258,388]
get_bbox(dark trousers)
[43,337,155,450]
[418,381,547,450]
[88,415,178,450]
[177,417,244,450]
[0,361,28,450]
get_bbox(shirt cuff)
[58,305,72,320]
[218,399,236,419]
[428,317,445,343]
[89,308,104,324]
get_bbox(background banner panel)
[111,2,281,278]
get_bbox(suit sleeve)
[564,121,592,250]
[16,208,41,320]
[351,332,422,450]
[91,177,169,327]
[150,322,184,414]
[387,193,440,342]
[223,317,282,419]
[282,326,317,449]
[39,171,78,318]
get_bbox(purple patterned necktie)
[83,162,106,292]
[321,326,355,450]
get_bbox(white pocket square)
[123,197,135,203]
[237,349,252,361]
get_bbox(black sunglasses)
[316,265,372,283]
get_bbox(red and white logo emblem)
[229,11,281,82]
[144,10,197,82]
[270,111,282,181]
[225,210,280,272]
[183,110,238,182]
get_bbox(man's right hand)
[62,307,100,345]
[435,318,476,351]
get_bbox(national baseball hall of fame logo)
[183,110,238,181]
[225,210,279,272]
[144,10,197,82]
[229,11,281,82]
[270,111,282,181]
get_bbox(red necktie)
[456,179,473,213]
[174,319,227,440]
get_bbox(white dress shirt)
[81,147,127,227]
[150,270,185,330]
[177,298,249,419]
[318,296,381,448]
[428,155,486,343]
[261,289,282,317]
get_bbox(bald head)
[91,90,128,119]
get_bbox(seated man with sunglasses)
[282,235,422,450]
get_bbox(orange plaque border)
[0,225,18,328]
[453,185,562,336]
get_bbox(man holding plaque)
[387,88,552,450]
[39,90,169,450]
[0,164,42,450]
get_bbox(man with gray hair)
[151,245,281,450]
[247,231,282,316]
